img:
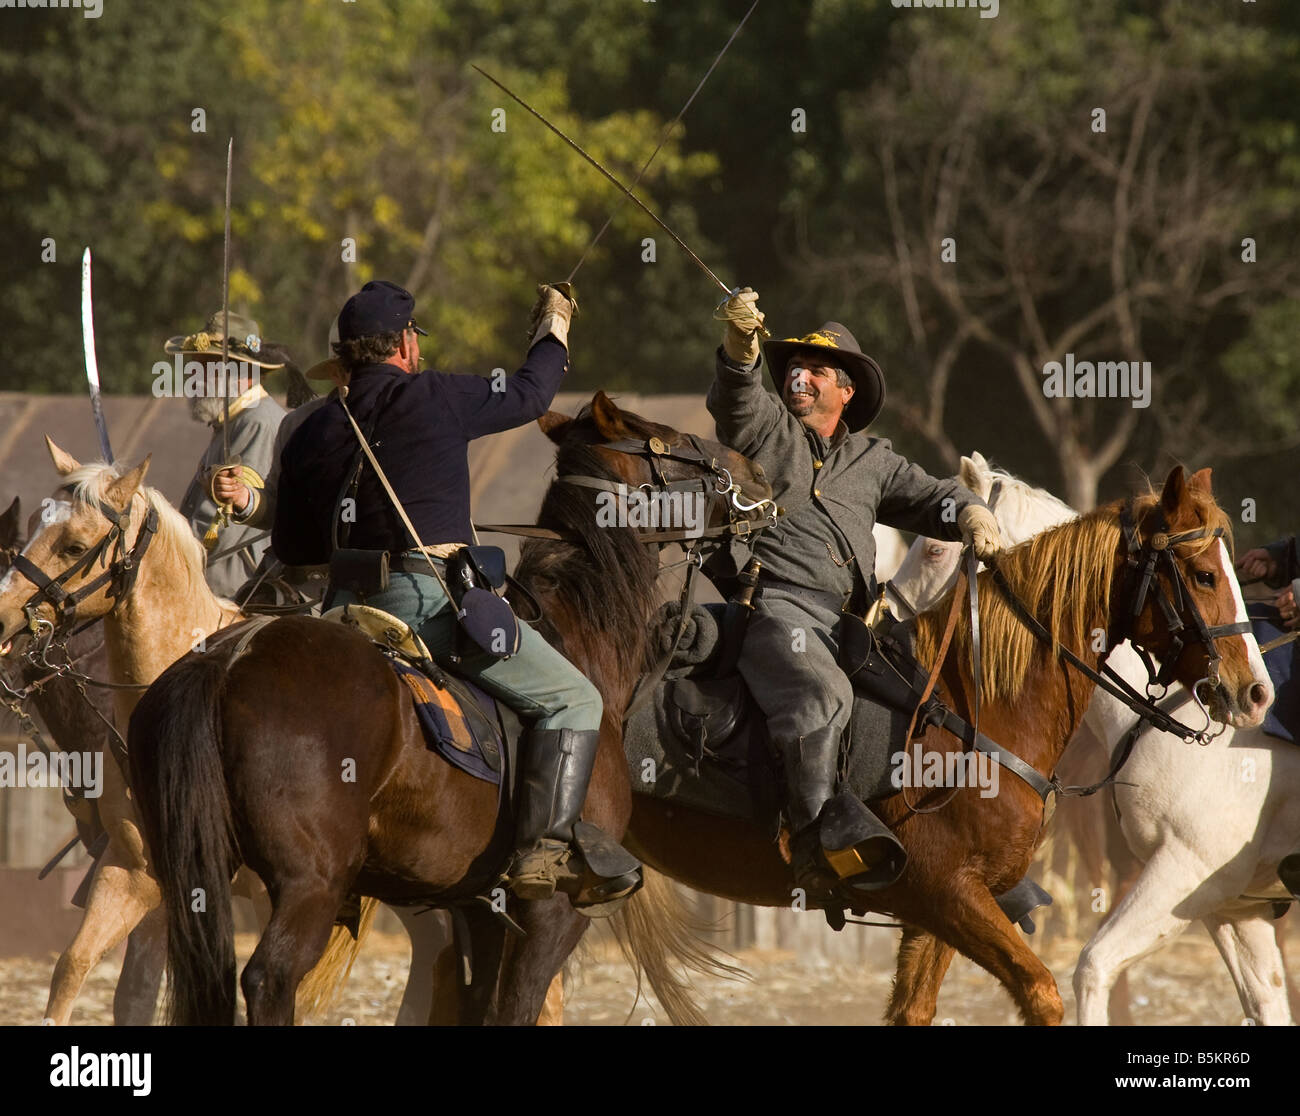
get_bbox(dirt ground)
[0,924,1270,1026]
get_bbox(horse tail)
[608,868,749,1026]
[295,897,380,1021]
[128,651,238,1026]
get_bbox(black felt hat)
[763,322,886,432]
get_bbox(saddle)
[321,603,506,784]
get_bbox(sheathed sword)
[80,248,114,464]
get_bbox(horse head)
[0,439,155,656]
[537,391,775,543]
[1118,465,1271,730]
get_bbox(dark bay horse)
[125,392,773,1025]
[618,466,1271,1024]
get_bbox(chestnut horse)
[621,466,1272,1024]
[125,393,773,1025]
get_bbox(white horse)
[890,452,1296,1025]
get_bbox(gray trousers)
[736,588,854,746]
[331,566,602,733]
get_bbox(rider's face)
[783,358,853,428]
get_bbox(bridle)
[6,484,159,650]
[988,496,1251,749]
[554,434,778,543]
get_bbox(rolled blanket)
[651,601,721,668]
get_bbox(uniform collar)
[219,382,269,424]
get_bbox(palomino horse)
[0,496,171,1026]
[620,465,1272,1024]
[125,393,773,1025]
[893,454,1296,1025]
[0,443,367,1024]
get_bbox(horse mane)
[514,405,665,671]
[976,459,1077,530]
[914,483,1232,702]
[63,462,222,607]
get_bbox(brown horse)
[125,393,773,1025]
[619,466,1272,1024]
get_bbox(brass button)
[814,488,822,498]
[813,459,824,470]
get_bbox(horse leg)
[537,971,565,1025]
[490,897,588,1026]
[43,856,159,1025]
[241,883,348,1026]
[909,886,1063,1025]
[1073,850,1199,1025]
[393,906,453,1026]
[886,925,956,1026]
[1204,912,1292,1026]
[112,906,167,1026]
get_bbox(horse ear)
[537,411,573,444]
[104,456,151,511]
[589,391,628,440]
[46,436,81,477]
[0,497,20,550]
[958,455,989,499]
[1159,464,1188,515]
[1188,467,1213,496]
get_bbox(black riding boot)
[782,726,842,898]
[507,728,640,908]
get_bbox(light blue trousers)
[330,565,602,732]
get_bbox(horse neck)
[520,534,659,717]
[102,515,239,720]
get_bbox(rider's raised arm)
[874,439,989,541]
[439,285,575,439]
[706,287,787,457]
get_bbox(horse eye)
[1194,570,1215,588]
[63,543,87,558]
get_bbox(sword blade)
[471,64,732,297]
[220,137,234,465]
[80,248,114,464]
[567,0,760,283]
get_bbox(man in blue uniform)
[274,280,637,905]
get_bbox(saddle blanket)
[1250,603,1300,744]
[388,658,503,785]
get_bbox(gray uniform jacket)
[707,348,985,600]
[180,390,287,599]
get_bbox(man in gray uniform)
[170,311,289,600]
[708,288,1002,894]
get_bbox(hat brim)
[305,356,345,382]
[762,340,885,432]
[163,335,286,370]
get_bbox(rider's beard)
[189,394,226,427]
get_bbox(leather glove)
[529,283,577,351]
[718,287,765,366]
[958,504,1002,561]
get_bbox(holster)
[445,545,520,661]
[446,545,508,606]
[329,548,390,598]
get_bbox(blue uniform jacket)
[273,338,567,564]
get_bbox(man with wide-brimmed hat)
[273,279,640,908]
[708,288,1001,898]
[171,311,290,600]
